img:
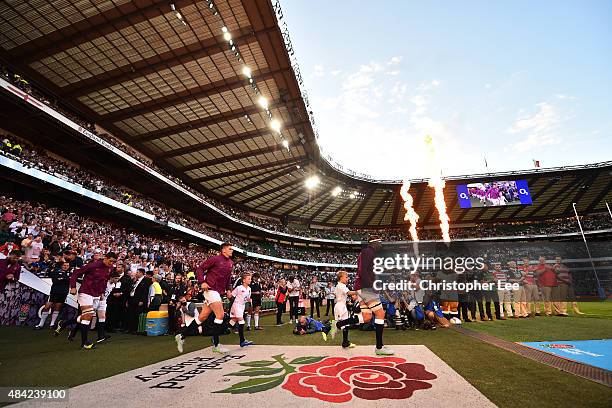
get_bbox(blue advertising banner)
[520,340,611,371]
[516,179,533,205]
[456,184,471,209]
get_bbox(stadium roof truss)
[1,0,611,229]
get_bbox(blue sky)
[280,1,612,180]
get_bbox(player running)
[35,260,72,331]
[333,236,394,355]
[68,252,117,349]
[175,242,234,354]
[228,272,254,347]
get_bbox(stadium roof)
[1,0,611,229]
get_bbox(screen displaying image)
[456,179,532,208]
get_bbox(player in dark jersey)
[247,272,263,331]
[175,243,234,354]
[35,260,72,331]
[332,236,394,355]
[68,252,117,349]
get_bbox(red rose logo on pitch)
[282,356,437,403]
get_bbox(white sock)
[254,314,259,327]
[246,314,251,327]
[195,316,202,325]
[38,311,49,326]
[50,311,59,326]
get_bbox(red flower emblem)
[282,356,437,403]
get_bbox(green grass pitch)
[1,302,611,407]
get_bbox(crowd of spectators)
[0,195,354,288]
[2,67,611,247]
[0,136,356,264]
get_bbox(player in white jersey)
[331,270,356,349]
[229,272,254,347]
[92,270,120,344]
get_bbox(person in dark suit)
[106,263,130,332]
[127,268,148,334]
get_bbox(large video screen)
[456,179,532,208]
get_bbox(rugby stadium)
[0,1,610,407]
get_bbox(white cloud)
[341,63,382,90]
[342,71,374,90]
[390,106,410,114]
[330,69,342,76]
[417,80,441,92]
[387,56,402,65]
[509,102,561,152]
[310,57,469,178]
[313,64,324,77]
[555,93,577,100]
[410,95,427,107]
[387,70,400,76]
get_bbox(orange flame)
[399,180,419,242]
[424,135,451,243]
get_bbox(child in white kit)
[331,270,356,348]
[230,272,254,347]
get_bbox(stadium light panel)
[223,32,232,41]
[332,186,343,197]
[282,140,289,149]
[258,96,269,109]
[270,119,281,133]
[221,26,228,33]
[305,175,320,190]
[242,66,252,78]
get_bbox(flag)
[533,159,540,168]
[484,157,488,169]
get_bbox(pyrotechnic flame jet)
[424,135,451,243]
[399,179,420,255]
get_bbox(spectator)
[0,250,21,291]
[308,276,321,318]
[148,274,163,311]
[324,281,335,317]
[127,268,148,334]
[275,278,288,326]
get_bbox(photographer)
[293,315,331,341]
[178,295,198,328]
[174,294,198,352]
[324,281,335,317]
[308,276,320,318]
